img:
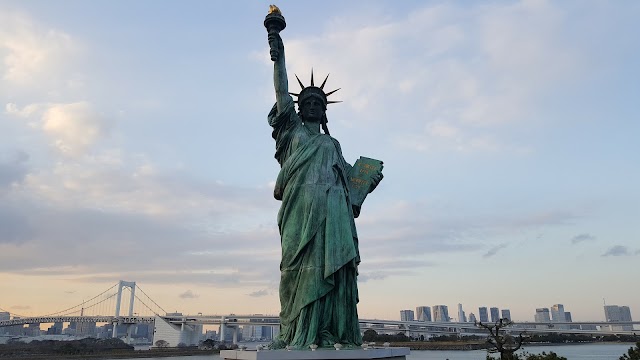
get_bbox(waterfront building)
[535,308,551,329]
[551,304,568,330]
[550,304,565,322]
[416,306,432,322]
[604,305,633,331]
[154,315,201,346]
[0,312,9,335]
[457,304,467,322]
[7,317,23,336]
[564,312,572,322]
[468,313,477,323]
[479,307,489,322]
[400,309,415,321]
[501,309,511,321]
[27,323,41,336]
[490,307,500,322]
[77,321,97,337]
[47,322,63,335]
[433,305,450,322]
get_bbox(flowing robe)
[269,98,362,348]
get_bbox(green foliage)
[154,339,169,348]
[486,351,567,360]
[620,342,640,360]
[523,351,568,360]
[0,338,133,356]
[362,329,377,342]
[359,329,409,343]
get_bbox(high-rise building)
[534,308,551,329]
[501,309,511,321]
[550,304,565,322]
[468,313,477,323]
[604,305,633,331]
[416,306,432,322]
[479,307,489,322]
[433,305,450,322]
[47,322,63,335]
[0,312,9,335]
[564,312,572,322]
[457,304,467,322]
[490,307,500,322]
[400,310,415,321]
[550,304,568,329]
[27,323,41,337]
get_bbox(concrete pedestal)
[221,347,410,360]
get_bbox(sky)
[0,0,638,323]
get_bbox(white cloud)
[280,1,582,153]
[0,11,79,88]
[179,290,199,299]
[42,102,110,156]
[6,101,112,156]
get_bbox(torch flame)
[268,5,281,15]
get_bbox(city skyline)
[0,1,639,322]
[400,303,633,323]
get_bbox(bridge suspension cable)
[39,282,119,317]
[135,284,167,315]
[0,306,26,318]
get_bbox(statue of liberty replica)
[265,5,384,349]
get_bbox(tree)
[523,352,567,360]
[200,339,217,350]
[620,342,640,360]
[154,340,169,348]
[363,329,378,342]
[477,318,525,360]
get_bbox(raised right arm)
[268,32,290,113]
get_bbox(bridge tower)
[112,280,136,338]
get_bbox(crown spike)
[294,74,305,89]
[289,92,299,97]
[326,100,342,104]
[310,68,315,87]
[326,88,341,96]
[320,74,330,89]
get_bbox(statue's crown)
[290,69,341,107]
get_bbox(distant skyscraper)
[535,308,551,328]
[400,310,415,321]
[604,305,633,331]
[47,322,63,335]
[433,305,450,322]
[564,312,572,322]
[479,307,489,322]
[551,304,568,329]
[550,304,565,322]
[416,306,432,322]
[490,307,500,322]
[457,304,467,322]
[501,309,511,321]
[468,313,477,323]
[0,312,9,335]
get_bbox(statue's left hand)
[368,172,383,193]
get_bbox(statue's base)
[221,347,409,360]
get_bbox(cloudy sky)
[1,0,638,323]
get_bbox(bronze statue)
[265,5,383,349]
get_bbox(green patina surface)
[264,6,383,350]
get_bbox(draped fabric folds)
[268,99,362,348]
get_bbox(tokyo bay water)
[104,343,634,360]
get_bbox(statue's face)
[301,98,325,123]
